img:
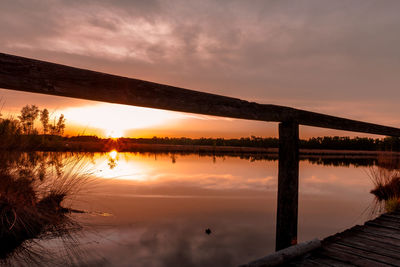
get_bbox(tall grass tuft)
[368,160,400,213]
[0,152,94,265]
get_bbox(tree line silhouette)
[0,104,66,150]
[64,135,400,152]
[112,135,400,151]
[2,104,400,152]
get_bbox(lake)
[1,151,388,266]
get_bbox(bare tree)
[49,114,66,136]
[40,109,49,135]
[56,114,66,136]
[18,105,39,135]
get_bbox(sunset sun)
[61,103,187,138]
[106,129,124,138]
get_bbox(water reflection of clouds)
[86,152,279,193]
[77,217,274,267]
[78,152,376,200]
[300,163,373,197]
[64,152,381,266]
[149,173,276,191]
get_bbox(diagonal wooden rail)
[1,53,400,136]
[1,52,400,251]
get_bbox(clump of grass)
[0,152,94,265]
[368,165,400,213]
[370,176,400,201]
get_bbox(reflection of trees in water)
[128,151,399,168]
[306,157,378,167]
[107,150,119,169]
[170,154,176,164]
[107,156,117,169]
[0,152,95,266]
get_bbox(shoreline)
[25,142,400,156]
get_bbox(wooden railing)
[1,53,400,251]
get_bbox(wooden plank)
[321,243,395,266]
[354,224,400,239]
[350,229,400,248]
[292,254,355,267]
[390,211,400,216]
[308,255,356,267]
[1,53,400,136]
[306,257,354,267]
[288,258,333,267]
[254,213,400,266]
[366,220,400,231]
[381,213,400,221]
[330,227,400,251]
[375,216,400,225]
[276,121,299,251]
[318,246,389,266]
[335,235,400,256]
[359,225,400,241]
[295,259,331,267]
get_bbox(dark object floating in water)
[205,228,211,235]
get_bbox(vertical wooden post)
[276,121,299,251]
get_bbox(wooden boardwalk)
[286,211,400,266]
[243,211,400,266]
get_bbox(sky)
[0,0,399,138]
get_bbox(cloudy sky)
[0,0,399,138]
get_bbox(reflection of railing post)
[276,121,299,251]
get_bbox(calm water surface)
[7,152,380,266]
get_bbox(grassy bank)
[0,152,91,264]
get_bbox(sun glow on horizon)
[109,150,118,160]
[106,129,124,138]
[61,103,187,137]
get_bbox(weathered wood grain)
[335,236,400,256]
[382,213,400,220]
[241,214,400,266]
[304,254,355,267]
[276,121,299,251]
[351,229,400,248]
[366,220,400,230]
[360,225,400,241]
[1,53,400,136]
[376,216,400,224]
[317,245,394,266]
[329,242,400,265]
[288,258,332,267]
[247,212,400,266]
